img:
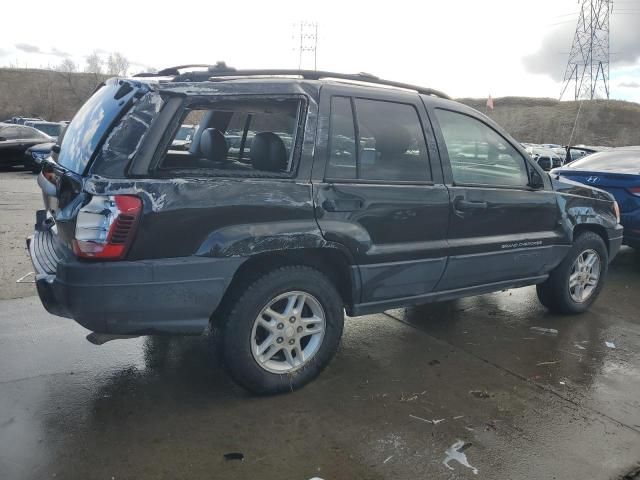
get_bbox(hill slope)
[0,68,107,121]
[458,96,640,147]
[1,68,638,147]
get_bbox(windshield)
[58,82,139,173]
[35,124,61,137]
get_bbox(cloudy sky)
[2,0,639,102]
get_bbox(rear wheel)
[537,231,608,314]
[220,266,344,394]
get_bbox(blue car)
[552,147,640,249]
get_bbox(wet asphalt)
[0,170,639,479]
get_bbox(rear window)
[568,150,639,171]
[58,82,142,174]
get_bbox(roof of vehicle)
[131,65,450,100]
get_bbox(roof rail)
[136,65,450,99]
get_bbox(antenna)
[560,0,612,100]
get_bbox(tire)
[220,266,344,394]
[537,231,608,314]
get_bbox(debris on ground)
[530,327,558,336]
[443,440,479,475]
[574,343,586,350]
[383,455,394,464]
[469,390,491,399]
[223,452,244,461]
[536,361,559,366]
[409,414,445,425]
[15,271,35,284]
[605,341,616,349]
[453,415,464,420]
[428,359,440,366]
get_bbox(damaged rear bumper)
[27,224,244,335]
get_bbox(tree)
[56,58,77,73]
[85,51,103,74]
[106,52,130,76]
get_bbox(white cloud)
[1,0,638,101]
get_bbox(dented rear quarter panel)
[82,80,323,261]
[84,176,320,260]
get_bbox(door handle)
[322,199,363,212]
[455,199,488,211]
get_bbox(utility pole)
[560,0,612,100]
[294,21,318,70]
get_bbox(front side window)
[159,98,302,175]
[435,109,528,187]
[325,97,431,182]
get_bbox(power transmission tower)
[294,21,318,70]
[560,0,612,100]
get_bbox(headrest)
[199,128,228,161]
[249,132,287,172]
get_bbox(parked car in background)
[552,147,640,249]
[29,69,622,394]
[564,145,610,164]
[0,123,52,167]
[524,145,563,171]
[7,116,44,125]
[24,121,63,142]
[170,124,196,151]
[24,141,55,173]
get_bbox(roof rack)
[135,64,450,99]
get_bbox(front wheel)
[537,231,608,314]
[220,266,344,394]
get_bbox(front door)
[429,107,564,291]
[313,87,450,309]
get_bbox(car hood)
[550,174,614,202]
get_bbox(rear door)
[313,86,450,309]
[428,105,564,290]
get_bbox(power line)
[560,0,612,100]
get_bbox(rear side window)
[158,98,303,176]
[435,109,528,187]
[326,97,431,182]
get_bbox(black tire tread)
[219,265,344,394]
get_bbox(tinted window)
[435,109,528,187]
[355,99,430,181]
[160,98,301,175]
[326,96,357,180]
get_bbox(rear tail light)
[627,187,640,197]
[73,195,142,260]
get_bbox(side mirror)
[529,165,545,189]
[51,144,61,154]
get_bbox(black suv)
[28,67,623,394]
